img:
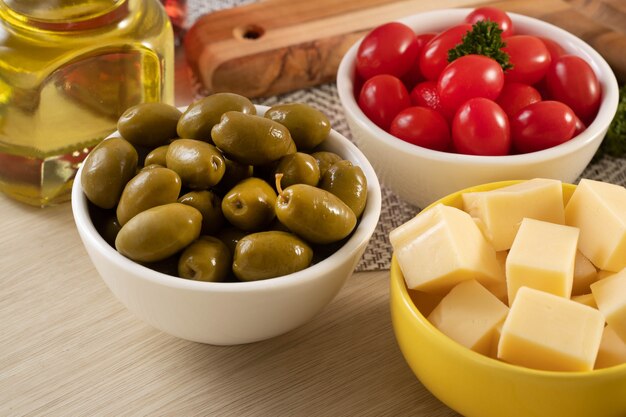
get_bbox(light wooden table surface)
[0,193,459,416]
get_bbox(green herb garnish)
[448,21,513,71]
[598,84,626,158]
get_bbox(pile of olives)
[81,93,368,282]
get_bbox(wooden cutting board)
[184,0,626,98]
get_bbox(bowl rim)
[71,105,382,294]
[337,8,620,165]
[391,179,626,378]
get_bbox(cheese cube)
[390,204,503,294]
[572,293,598,309]
[572,250,598,296]
[497,287,605,372]
[462,178,564,251]
[489,322,504,359]
[595,325,626,369]
[428,280,509,355]
[591,268,626,343]
[565,179,626,272]
[408,289,444,317]
[506,218,579,303]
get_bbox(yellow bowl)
[390,181,626,417]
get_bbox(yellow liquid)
[0,0,174,206]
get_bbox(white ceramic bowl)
[337,8,619,209]
[71,105,382,345]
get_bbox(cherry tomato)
[545,55,601,125]
[410,81,444,114]
[496,82,542,117]
[401,33,436,90]
[358,74,411,131]
[389,106,451,151]
[573,116,586,137]
[438,54,504,117]
[502,35,551,85]
[465,7,514,37]
[510,101,577,153]
[419,24,472,81]
[452,98,511,156]
[356,22,419,80]
[537,36,566,62]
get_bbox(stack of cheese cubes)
[390,178,626,372]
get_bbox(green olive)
[275,180,357,244]
[177,93,256,141]
[178,190,224,235]
[178,236,231,282]
[216,227,248,255]
[143,255,179,277]
[264,103,331,150]
[144,145,169,167]
[115,203,202,263]
[116,166,182,226]
[275,152,320,188]
[211,111,296,165]
[81,137,138,209]
[232,231,313,281]
[311,151,343,178]
[88,204,121,247]
[222,177,277,231]
[166,139,226,190]
[319,160,368,218]
[213,157,253,195]
[117,102,182,148]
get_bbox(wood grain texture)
[184,0,626,98]
[0,194,460,416]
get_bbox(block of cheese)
[497,287,605,372]
[489,322,504,359]
[565,178,626,272]
[462,178,564,251]
[428,280,509,355]
[485,250,509,304]
[506,218,579,303]
[595,325,626,369]
[572,250,598,296]
[572,293,598,309]
[591,268,626,343]
[390,204,503,293]
[408,289,444,317]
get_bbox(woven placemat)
[184,0,626,272]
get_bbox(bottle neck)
[0,0,129,31]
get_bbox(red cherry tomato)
[537,36,566,62]
[401,33,436,89]
[573,116,586,137]
[389,106,451,151]
[410,81,444,114]
[452,98,511,156]
[502,35,551,85]
[545,55,601,125]
[496,82,542,117]
[438,55,504,117]
[511,101,577,153]
[419,24,472,81]
[356,22,419,80]
[465,7,514,37]
[358,74,411,131]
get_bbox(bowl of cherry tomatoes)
[337,7,619,208]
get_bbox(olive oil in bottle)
[0,0,174,206]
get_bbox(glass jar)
[0,0,174,206]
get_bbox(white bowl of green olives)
[71,95,382,345]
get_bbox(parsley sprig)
[448,21,513,71]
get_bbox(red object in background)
[161,0,187,43]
